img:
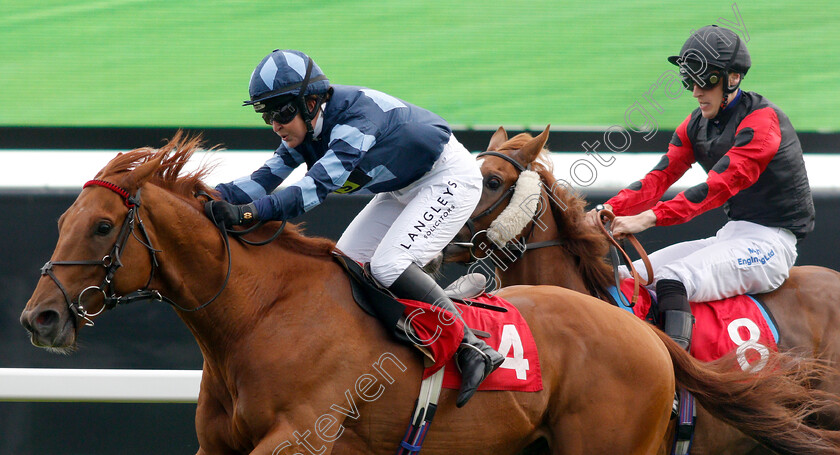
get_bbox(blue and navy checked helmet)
[243,50,330,112]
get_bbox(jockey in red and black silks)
[589,25,815,351]
[615,93,813,236]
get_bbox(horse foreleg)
[549,401,671,455]
[250,424,340,455]
[546,365,672,455]
[688,406,763,454]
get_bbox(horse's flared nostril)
[34,310,60,332]
[20,307,74,350]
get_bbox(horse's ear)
[125,152,165,190]
[487,126,508,151]
[512,125,550,166]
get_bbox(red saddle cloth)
[617,279,780,369]
[398,294,543,392]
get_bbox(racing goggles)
[680,68,722,91]
[261,100,299,125]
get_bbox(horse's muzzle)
[20,303,76,350]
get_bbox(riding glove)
[204,200,259,228]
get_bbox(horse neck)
[138,186,336,365]
[498,189,590,294]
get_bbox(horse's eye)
[486,177,502,191]
[95,222,113,236]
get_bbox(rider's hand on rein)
[609,209,656,238]
[204,200,259,228]
[585,203,613,231]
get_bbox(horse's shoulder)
[495,285,611,321]
[777,265,840,292]
[789,265,840,278]
[497,284,600,301]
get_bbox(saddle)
[608,279,782,455]
[608,279,780,365]
[333,252,542,454]
[332,251,542,391]
[334,252,488,455]
[332,251,484,338]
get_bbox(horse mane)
[499,134,614,296]
[97,130,335,258]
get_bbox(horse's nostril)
[35,310,59,329]
[20,313,34,333]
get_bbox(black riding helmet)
[244,50,331,140]
[668,25,751,104]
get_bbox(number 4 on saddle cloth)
[609,279,780,370]
[333,252,543,393]
[427,294,543,392]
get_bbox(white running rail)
[0,368,202,402]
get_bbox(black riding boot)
[657,279,694,351]
[389,263,504,408]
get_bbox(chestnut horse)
[20,134,840,455]
[445,126,840,454]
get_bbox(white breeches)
[336,135,482,287]
[622,220,798,302]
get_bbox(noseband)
[39,180,245,327]
[39,180,162,326]
[456,151,562,264]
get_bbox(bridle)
[38,179,262,327]
[39,180,166,326]
[454,151,563,264]
[453,151,653,307]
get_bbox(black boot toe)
[455,344,505,408]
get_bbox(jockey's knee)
[335,237,373,265]
[656,267,695,300]
[752,266,792,294]
[656,279,690,312]
[369,255,415,288]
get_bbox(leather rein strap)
[40,180,238,327]
[595,209,654,307]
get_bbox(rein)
[196,189,287,247]
[594,209,654,307]
[39,180,267,327]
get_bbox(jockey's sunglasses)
[261,101,299,125]
[680,68,722,91]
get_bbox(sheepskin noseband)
[486,170,541,247]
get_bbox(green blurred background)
[2,0,838,131]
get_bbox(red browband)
[83,179,135,208]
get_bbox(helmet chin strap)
[719,75,742,111]
[295,59,331,142]
[302,91,328,142]
[719,35,743,111]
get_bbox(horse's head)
[444,126,614,296]
[445,126,550,263]
[19,132,211,352]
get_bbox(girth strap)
[396,363,445,455]
[671,389,697,455]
